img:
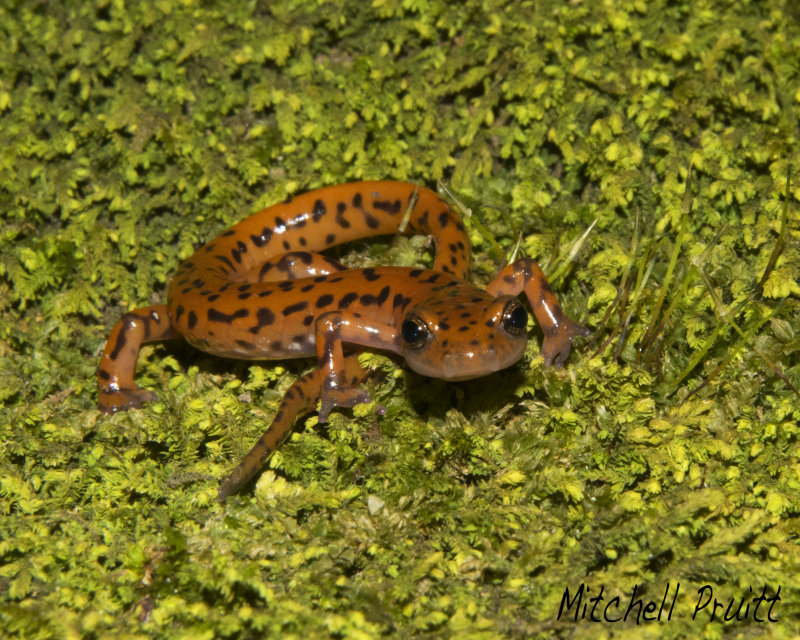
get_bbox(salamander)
[98,180,588,500]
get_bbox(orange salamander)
[98,180,588,500]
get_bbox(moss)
[1,0,799,638]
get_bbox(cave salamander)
[98,180,587,499]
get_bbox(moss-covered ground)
[1,0,799,637]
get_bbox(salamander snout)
[400,295,528,381]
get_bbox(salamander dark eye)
[401,316,429,349]
[502,300,527,335]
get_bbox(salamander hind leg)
[237,251,348,283]
[98,305,179,413]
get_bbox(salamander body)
[98,181,587,499]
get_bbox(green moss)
[1,0,799,637]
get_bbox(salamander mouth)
[404,339,527,381]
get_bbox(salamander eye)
[401,316,430,349]
[501,300,527,336]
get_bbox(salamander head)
[400,294,528,381]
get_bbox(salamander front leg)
[217,353,368,501]
[97,305,179,413]
[486,258,588,367]
[315,311,401,422]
